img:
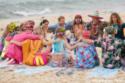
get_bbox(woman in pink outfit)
[5,20,40,64]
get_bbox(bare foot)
[107,64,113,68]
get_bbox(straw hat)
[88,11,103,19]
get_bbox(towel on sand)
[88,66,119,78]
[14,66,61,75]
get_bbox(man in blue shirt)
[49,16,72,33]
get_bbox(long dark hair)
[40,19,49,26]
[110,12,122,25]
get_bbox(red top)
[82,30,91,39]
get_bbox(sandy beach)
[0,12,125,83]
[0,65,125,83]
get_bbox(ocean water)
[0,0,125,19]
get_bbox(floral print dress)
[75,42,99,68]
[99,35,122,69]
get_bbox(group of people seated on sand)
[0,11,125,70]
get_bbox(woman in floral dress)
[99,26,122,69]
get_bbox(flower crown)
[7,22,17,32]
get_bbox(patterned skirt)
[75,45,99,68]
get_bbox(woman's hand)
[76,42,84,47]
[10,40,14,44]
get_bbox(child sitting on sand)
[49,28,81,67]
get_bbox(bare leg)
[7,58,15,64]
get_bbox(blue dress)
[75,44,99,68]
[50,40,68,67]
[52,40,65,53]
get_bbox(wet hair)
[58,16,65,22]
[110,12,122,25]
[40,19,49,26]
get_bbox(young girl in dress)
[50,28,80,67]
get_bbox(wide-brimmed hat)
[88,11,103,19]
